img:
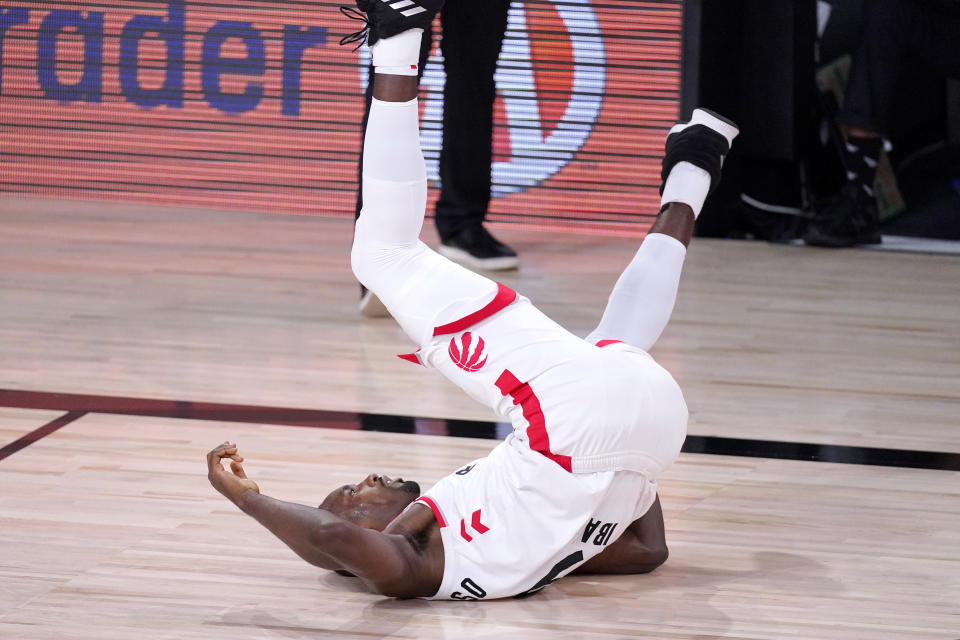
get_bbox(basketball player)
[206,0,738,600]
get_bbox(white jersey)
[400,285,688,599]
[415,439,658,600]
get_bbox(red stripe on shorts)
[495,370,572,473]
[595,339,623,348]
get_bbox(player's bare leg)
[586,109,738,351]
[648,202,695,247]
[372,72,418,102]
[573,494,668,575]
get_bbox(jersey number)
[450,578,487,601]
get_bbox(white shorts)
[406,289,689,480]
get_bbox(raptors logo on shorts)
[449,332,488,372]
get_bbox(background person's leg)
[433,0,510,240]
[433,0,517,271]
[841,0,960,136]
[807,0,955,248]
[839,0,903,136]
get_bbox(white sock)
[660,161,711,218]
[371,28,423,76]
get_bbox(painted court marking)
[0,389,956,470]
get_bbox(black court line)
[0,389,958,471]
[681,435,960,472]
[0,411,87,462]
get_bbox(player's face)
[319,473,420,530]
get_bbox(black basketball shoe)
[438,225,518,271]
[803,181,881,248]
[660,108,739,197]
[340,0,444,49]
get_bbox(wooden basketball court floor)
[1,198,958,639]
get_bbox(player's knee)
[350,235,416,292]
[635,544,669,574]
[350,239,374,286]
[350,222,387,286]
[650,544,669,571]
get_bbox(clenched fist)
[206,441,260,506]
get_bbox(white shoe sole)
[437,244,519,271]
[359,289,390,318]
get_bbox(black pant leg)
[354,25,435,219]
[433,0,511,241]
[915,2,960,78]
[842,0,960,134]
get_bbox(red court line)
[0,389,360,430]
[0,411,87,462]
[0,389,955,471]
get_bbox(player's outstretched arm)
[205,443,423,596]
[573,495,669,575]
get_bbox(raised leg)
[586,110,738,350]
[350,30,498,346]
[584,207,691,351]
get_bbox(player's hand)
[206,441,260,506]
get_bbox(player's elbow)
[308,519,352,549]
